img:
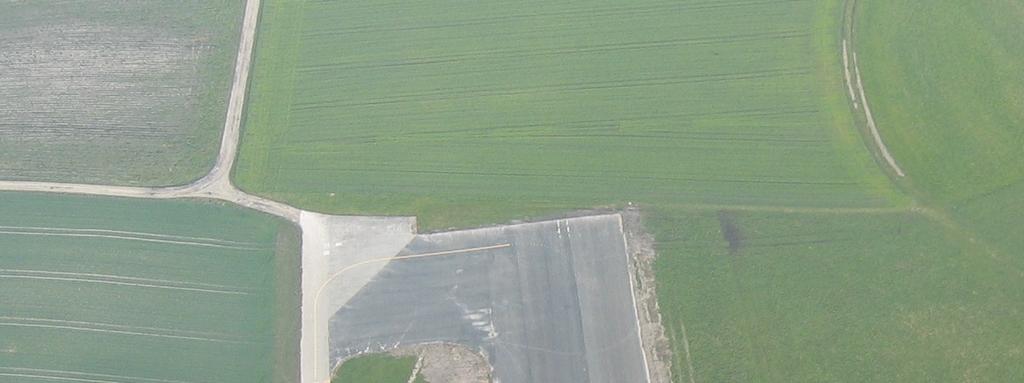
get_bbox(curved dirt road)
[841,0,906,178]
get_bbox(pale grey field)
[0,0,244,186]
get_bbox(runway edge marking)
[618,214,654,383]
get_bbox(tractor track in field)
[0,367,194,383]
[841,0,906,178]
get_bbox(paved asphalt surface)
[327,214,649,383]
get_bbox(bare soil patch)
[391,343,491,383]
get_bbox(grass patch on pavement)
[332,354,420,383]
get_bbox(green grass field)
[0,192,300,383]
[230,0,1023,381]
[236,0,902,229]
[856,0,1024,204]
[855,0,1024,256]
[650,209,1024,381]
[332,354,424,383]
[0,1,244,186]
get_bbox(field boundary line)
[663,203,913,215]
[913,207,1023,275]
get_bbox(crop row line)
[276,167,856,187]
[293,67,811,111]
[283,107,820,146]
[303,0,806,37]
[297,30,809,74]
